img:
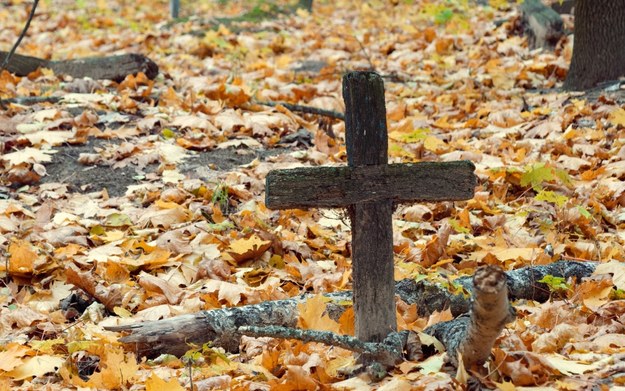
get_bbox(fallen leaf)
[145,373,186,391]
[6,355,65,381]
[225,234,272,264]
[297,294,341,333]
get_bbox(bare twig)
[0,0,39,73]
[0,0,39,109]
[256,100,345,120]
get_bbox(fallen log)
[105,260,596,358]
[0,52,158,82]
[520,0,565,50]
[237,265,515,373]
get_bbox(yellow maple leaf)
[609,108,625,127]
[297,294,341,333]
[145,373,186,391]
[578,278,613,311]
[6,355,65,381]
[86,347,139,389]
[424,135,448,153]
[0,343,30,372]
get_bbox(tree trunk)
[563,0,625,90]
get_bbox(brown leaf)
[421,223,451,268]
[137,272,184,305]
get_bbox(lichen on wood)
[107,260,596,359]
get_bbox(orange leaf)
[226,235,272,264]
[297,294,340,333]
[8,240,37,276]
[338,307,355,336]
[421,223,451,268]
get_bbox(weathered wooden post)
[170,0,180,18]
[266,71,476,343]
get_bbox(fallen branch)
[0,0,39,73]
[398,258,596,317]
[424,265,515,369]
[0,52,159,82]
[0,0,39,109]
[105,260,596,358]
[1,96,61,105]
[257,100,345,120]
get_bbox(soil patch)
[42,138,289,197]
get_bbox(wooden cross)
[265,71,476,343]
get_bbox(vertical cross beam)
[343,72,396,341]
[170,0,180,18]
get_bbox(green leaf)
[520,163,555,190]
[161,128,176,139]
[611,288,625,300]
[538,275,570,293]
[393,128,429,143]
[105,213,133,227]
[555,168,572,186]
[435,8,454,24]
[206,221,235,232]
[448,218,470,234]
[577,206,592,219]
[202,343,230,363]
[414,274,427,283]
[182,350,203,364]
[535,190,568,207]
[90,225,106,236]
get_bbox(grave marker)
[266,71,476,342]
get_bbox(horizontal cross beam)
[266,160,476,209]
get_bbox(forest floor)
[2,0,625,390]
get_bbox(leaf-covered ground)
[2,0,625,389]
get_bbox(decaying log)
[399,258,596,317]
[0,52,158,82]
[105,260,596,358]
[520,0,565,49]
[424,265,515,368]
